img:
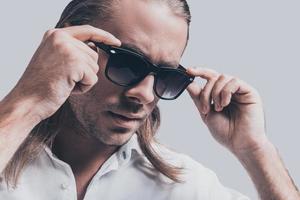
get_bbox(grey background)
[0,1,299,199]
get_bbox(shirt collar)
[43,133,144,180]
[44,133,144,165]
[119,134,143,157]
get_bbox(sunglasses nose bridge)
[125,74,156,104]
[147,62,161,76]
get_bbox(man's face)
[68,0,188,146]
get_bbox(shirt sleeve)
[207,169,251,200]
[153,145,252,200]
[167,154,252,200]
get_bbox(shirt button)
[122,151,127,160]
[60,183,69,190]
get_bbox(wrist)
[233,137,300,200]
[0,95,42,128]
[232,135,273,161]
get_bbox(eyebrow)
[121,43,180,69]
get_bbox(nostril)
[127,96,142,104]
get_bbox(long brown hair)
[3,0,191,186]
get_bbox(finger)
[199,76,219,114]
[82,54,100,74]
[67,42,99,75]
[186,67,219,80]
[186,67,220,114]
[62,25,121,46]
[72,39,99,62]
[211,75,232,111]
[187,82,202,101]
[72,66,99,94]
[220,78,242,107]
[223,78,260,106]
[86,41,98,52]
[186,82,207,120]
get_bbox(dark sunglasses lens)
[106,52,148,85]
[156,70,190,99]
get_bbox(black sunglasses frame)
[94,42,195,100]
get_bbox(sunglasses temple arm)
[87,41,110,52]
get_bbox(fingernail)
[215,104,222,112]
[218,106,223,112]
[116,40,122,46]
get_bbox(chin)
[95,127,137,146]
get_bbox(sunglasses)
[94,42,194,100]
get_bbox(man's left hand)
[186,67,267,155]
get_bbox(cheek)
[90,65,123,106]
[97,54,108,83]
[91,75,120,105]
[93,55,117,97]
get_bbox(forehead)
[99,0,188,66]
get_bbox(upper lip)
[109,111,145,121]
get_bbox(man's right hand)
[5,25,121,122]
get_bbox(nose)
[125,75,155,104]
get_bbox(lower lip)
[107,111,139,128]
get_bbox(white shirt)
[0,134,250,200]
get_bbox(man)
[0,0,299,199]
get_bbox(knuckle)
[82,70,98,86]
[91,52,99,61]
[50,32,68,48]
[221,88,230,97]
[92,74,98,84]
[44,29,79,61]
[210,69,219,77]
[58,43,74,55]
[210,72,220,81]
[44,29,57,39]
[219,74,226,80]
[65,53,83,70]
[211,76,219,82]
[231,77,239,83]
[50,29,67,40]
[92,63,100,72]
[70,66,84,82]
[221,74,232,82]
[51,40,75,55]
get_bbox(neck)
[53,130,118,174]
[50,102,119,200]
[51,104,118,176]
